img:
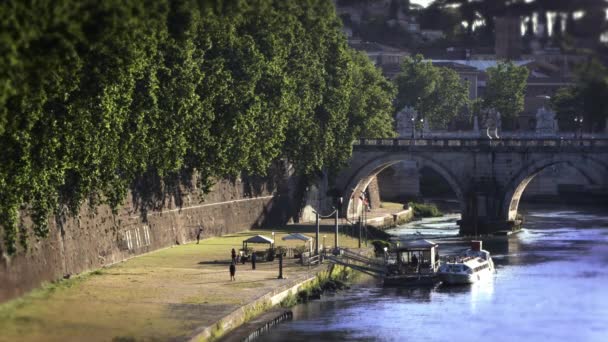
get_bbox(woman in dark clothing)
[231,248,237,263]
[229,262,236,281]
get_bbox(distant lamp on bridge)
[420,118,425,138]
[411,116,416,139]
[574,116,584,138]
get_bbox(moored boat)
[438,240,494,285]
[384,239,441,287]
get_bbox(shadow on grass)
[198,260,232,265]
[259,223,391,240]
[191,278,278,285]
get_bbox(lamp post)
[334,207,339,254]
[411,116,416,139]
[574,116,584,138]
[420,117,425,138]
[314,210,320,256]
[271,231,275,249]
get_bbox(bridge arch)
[342,153,465,219]
[502,155,608,221]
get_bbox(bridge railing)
[354,138,608,148]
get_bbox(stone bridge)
[335,138,608,235]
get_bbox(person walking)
[196,227,203,244]
[229,262,236,281]
[231,248,237,263]
[251,252,257,270]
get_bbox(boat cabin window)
[448,265,463,272]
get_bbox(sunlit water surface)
[262,207,608,342]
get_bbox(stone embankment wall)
[300,174,382,223]
[0,173,295,303]
[364,209,413,230]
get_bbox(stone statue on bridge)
[535,106,557,136]
[395,106,418,138]
[482,108,501,139]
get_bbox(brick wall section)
[0,175,292,303]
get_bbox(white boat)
[438,241,494,285]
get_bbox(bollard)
[278,253,283,279]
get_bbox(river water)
[262,207,608,342]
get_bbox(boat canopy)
[392,239,438,251]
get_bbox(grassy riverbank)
[279,265,353,308]
[0,229,362,342]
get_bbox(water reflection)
[262,207,608,342]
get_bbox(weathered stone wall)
[376,161,420,201]
[367,177,381,210]
[0,173,293,303]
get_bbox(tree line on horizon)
[0,0,397,255]
[394,55,529,130]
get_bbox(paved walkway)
[0,228,364,342]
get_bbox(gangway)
[324,248,386,277]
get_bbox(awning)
[282,233,313,242]
[243,235,274,244]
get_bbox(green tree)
[482,61,529,120]
[551,59,608,132]
[394,55,469,129]
[0,0,396,254]
[348,50,396,138]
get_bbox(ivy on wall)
[0,0,396,255]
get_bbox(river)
[262,207,608,342]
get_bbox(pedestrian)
[251,252,257,270]
[231,248,237,263]
[196,227,203,244]
[229,262,236,281]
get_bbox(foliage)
[274,246,287,256]
[293,245,307,256]
[482,61,529,119]
[371,239,391,255]
[280,265,351,307]
[0,0,396,254]
[348,50,396,138]
[551,59,608,131]
[408,202,442,218]
[394,54,470,129]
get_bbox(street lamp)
[574,116,584,138]
[411,116,416,139]
[420,118,425,138]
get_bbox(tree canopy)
[551,59,608,131]
[0,0,396,255]
[394,55,470,129]
[482,61,529,120]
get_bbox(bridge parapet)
[354,138,608,152]
[340,137,608,235]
